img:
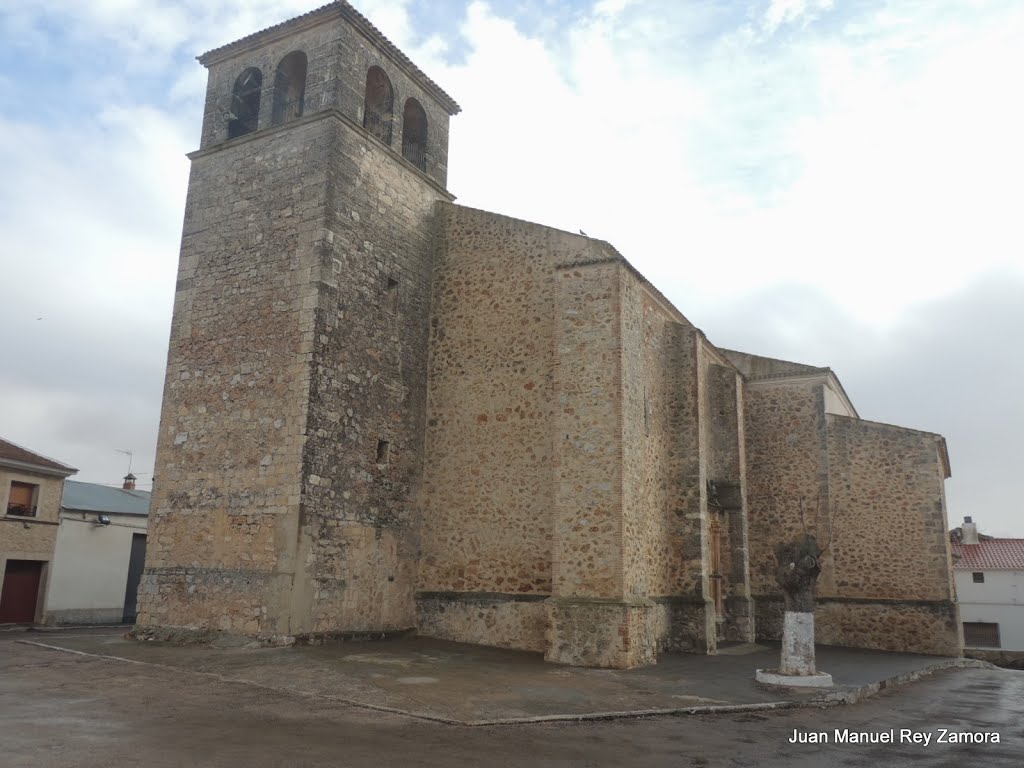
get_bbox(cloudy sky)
[0,0,1021,535]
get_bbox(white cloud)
[763,0,835,36]
[1,0,1022,529]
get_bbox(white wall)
[45,511,146,624]
[955,569,1024,651]
[823,380,856,417]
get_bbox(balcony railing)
[402,142,427,171]
[6,503,36,518]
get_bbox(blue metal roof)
[62,481,150,517]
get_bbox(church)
[137,1,961,667]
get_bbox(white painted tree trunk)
[780,611,816,675]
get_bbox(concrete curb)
[807,657,993,707]
[17,639,994,727]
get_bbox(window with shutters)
[6,481,38,518]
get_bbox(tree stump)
[774,534,820,675]
[755,533,833,687]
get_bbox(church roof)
[198,1,461,115]
[952,539,1024,570]
[0,437,77,477]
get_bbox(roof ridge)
[0,436,78,474]
[951,537,1024,569]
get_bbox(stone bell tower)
[137,2,460,640]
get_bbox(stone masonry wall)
[825,415,955,603]
[743,378,829,596]
[620,269,658,600]
[138,116,331,637]
[621,273,692,599]
[756,597,961,656]
[295,115,448,634]
[416,205,611,651]
[619,273,719,652]
[142,11,456,641]
[742,376,959,655]
[551,260,624,603]
[418,209,723,665]
[662,326,702,599]
[707,362,754,642]
[199,15,452,185]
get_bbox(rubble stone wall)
[744,382,959,655]
[416,206,615,652]
[551,259,624,601]
[419,204,569,600]
[825,415,954,603]
[743,379,829,596]
[620,274,693,600]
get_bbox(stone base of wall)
[293,628,416,646]
[136,567,290,638]
[129,624,294,647]
[724,595,756,644]
[414,592,547,652]
[755,595,962,656]
[650,597,714,653]
[964,649,1024,669]
[45,608,126,626]
[544,597,657,668]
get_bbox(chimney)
[961,516,979,545]
[123,473,137,491]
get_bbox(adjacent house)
[951,517,1024,657]
[45,475,150,625]
[0,437,77,623]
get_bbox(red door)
[0,560,43,623]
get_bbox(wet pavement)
[2,628,1022,767]
[14,628,981,723]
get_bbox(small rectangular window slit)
[376,440,390,465]
[386,277,399,316]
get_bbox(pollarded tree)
[770,497,836,679]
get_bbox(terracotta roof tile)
[0,437,78,475]
[952,539,1024,570]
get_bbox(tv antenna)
[115,449,133,474]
